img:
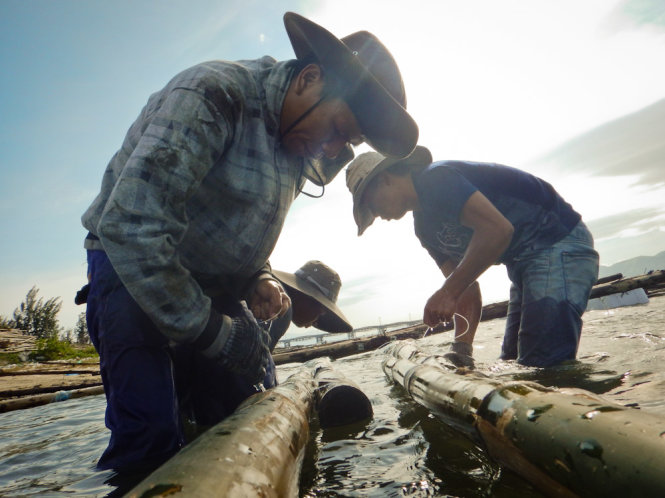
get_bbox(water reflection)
[497,360,627,394]
[1,296,664,496]
[0,395,113,497]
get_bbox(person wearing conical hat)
[346,146,598,369]
[79,11,417,472]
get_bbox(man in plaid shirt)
[80,12,417,472]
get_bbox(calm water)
[2,295,665,497]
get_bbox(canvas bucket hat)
[273,260,352,333]
[283,12,418,159]
[346,145,432,235]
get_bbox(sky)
[1,0,665,339]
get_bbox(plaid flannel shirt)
[82,56,348,346]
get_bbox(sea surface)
[1,295,665,497]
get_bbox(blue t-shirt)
[412,161,581,266]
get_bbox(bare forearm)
[443,226,511,298]
[453,281,481,344]
[424,192,513,328]
[443,191,513,299]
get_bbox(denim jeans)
[501,222,599,367]
[86,250,276,471]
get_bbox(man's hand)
[217,301,271,383]
[249,279,291,321]
[424,286,457,327]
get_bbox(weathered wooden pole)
[0,381,102,399]
[126,368,317,498]
[594,273,623,285]
[470,271,665,324]
[383,341,665,498]
[589,269,665,298]
[273,273,665,366]
[0,385,104,413]
[273,325,429,365]
[126,359,374,497]
[273,273,665,365]
[306,357,373,428]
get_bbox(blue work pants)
[86,250,275,471]
[501,222,599,367]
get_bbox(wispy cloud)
[336,274,392,308]
[528,98,665,188]
[604,0,665,32]
[588,206,665,240]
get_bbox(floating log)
[306,357,373,428]
[0,369,100,377]
[647,284,665,297]
[273,324,429,365]
[477,300,508,321]
[0,385,104,413]
[477,271,664,324]
[0,381,102,399]
[595,273,623,285]
[273,272,665,366]
[127,367,317,498]
[127,358,373,497]
[382,341,665,498]
[589,269,665,299]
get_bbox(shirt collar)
[261,58,298,138]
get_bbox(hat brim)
[284,12,418,158]
[352,146,433,235]
[273,269,353,333]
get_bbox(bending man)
[346,146,598,368]
[80,12,417,472]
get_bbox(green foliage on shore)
[5,286,62,339]
[74,312,90,345]
[1,287,90,345]
[0,352,23,366]
[1,288,97,365]
[28,337,98,362]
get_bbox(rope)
[422,312,470,339]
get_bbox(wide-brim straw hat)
[273,260,352,333]
[346,145,432,235]
[283,12,418,159]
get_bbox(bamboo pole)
[0,369,100,376]
[0,385,104,413]
[383,341,665,498]
[594,273,623,285]
[273,272,665,366]
[589,269,665,299]
[126,368,317,498]
[127,359,374,497]
[0,381,102,399]
[306,357,373,428]
[475,271,665,324]
[273,325,426,365]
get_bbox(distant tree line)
[0,286,89,344]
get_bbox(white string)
[422,312,470,339]
[453,312,470,340]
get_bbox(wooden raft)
[383,341,665,498]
